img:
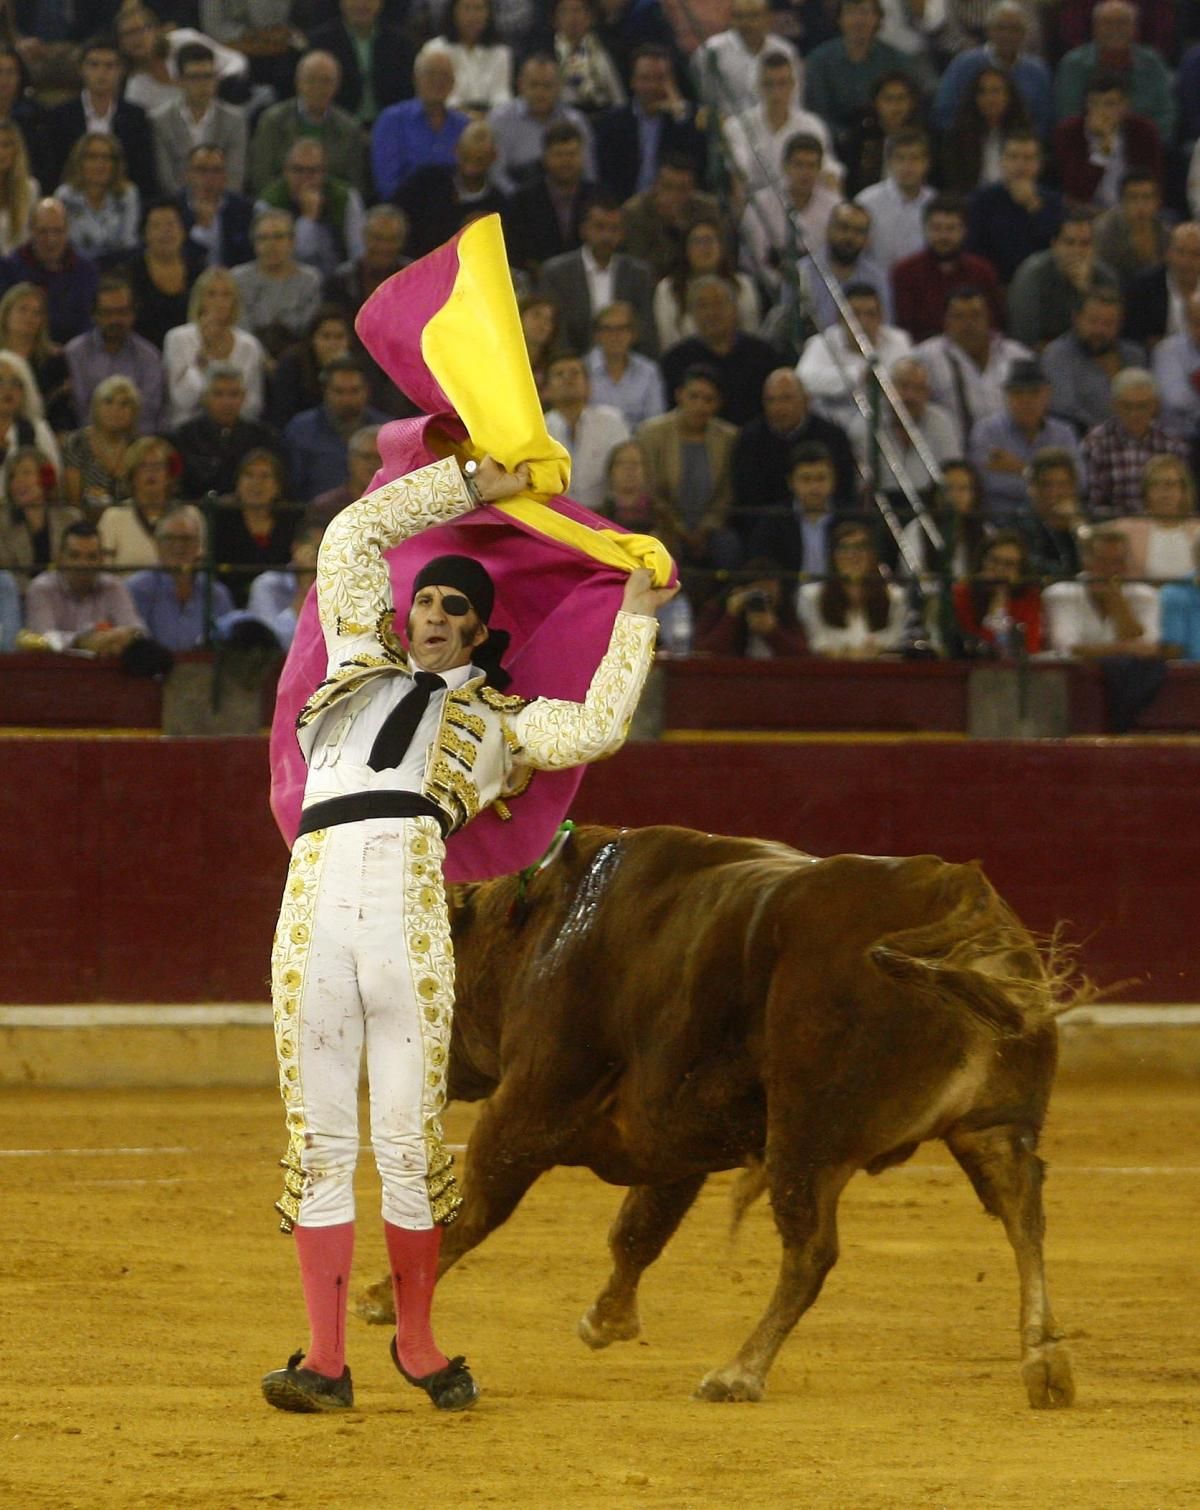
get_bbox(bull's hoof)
[354,1277,396,1326]
[577,1304,640,1350]
[1022,1343,1075,1409]
[693,1366,764,1403]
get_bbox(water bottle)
[660,593,693,657]
[983,604,1015,658]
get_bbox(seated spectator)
[1020,447,1085,576]
[22,519,146,655]
[117,6,182,116]
[503,120,597,275]
[621,154,722,283]
[543,348,630,509]
[326,204,410,314]
[952,528,1043,655]
[268,305,352,431]
[968,131,1064,287]
[694,561,807,656]
[414,0,511,115]
[593,0,686,101]
[54,134,141,269]
[371,50,468,201]
[128,503,235,650]
[1053,0,1175,145]
[592,43,706,203]
[585,300,666,429]
[248,51,367,196]
[891,195,1003,345]
[518,292,560,399]
[797,201,893,333]
[931,0,1052,139]
[0,46,40,149]
[0,349,59,487]
[968,359,1080,525]
[232,210,322,357]
[97,436,181,570]
[173,364,282,499]
[1150,290,1200,438]
[746,439,847,577]
[797,283,911,430]
[855,128,933,274]
[842,68,923,198]
[65,276,165,437]
[1006,211,1120,351]
[42,34,157,199]
[1093,171,1168,286]
[163,265,267,426]
[255,138,365,284]
[1160,536,1200,661]
[898,456,989,581]
[1124,222,1200,349]
[635,363,741,570]
[1042,287,1144,435]
[396,123,505,261]
[308,424,381,525]
[151,40,248,197]
[1111,454,1200,582]
[803,0,915,143]
[489,52,595,194]
[537,196,656,357]
[722,50,838,199]
[199,0,301,102]
[61,376,140,515]
[655,220,757,354]
[849,354,961,492]
[307,0,416,127]
[915,285,1031,439]
[1042,524,1160,656]
[596,437,658,532]
[0,283,71,431]
[0,121,38,258]
[553,0,625,114]
[0,563,17,648]
[212,448,297,607]
[245,519,324,648]
[1080,368,1188,519]
[660,276,779,427]
[689,0,802,121]
[739,131,841,299]
[176,144,254,270]
[939,65,1031,197]
[731,367,858,537]
[120,201,206,352]
[0,446,81,590]
[797,518,908,657]
[0,199,100,346]
[1052,75,1162,213]
[282,355,388,502]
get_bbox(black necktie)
[368,672,445,772]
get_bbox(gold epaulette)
[478,685,529,712]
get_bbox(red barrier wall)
[4,735,1197,1002]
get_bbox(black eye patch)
[440,593,471,617]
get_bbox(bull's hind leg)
[578,1176,707,1350]
[946,1123,1075,1409]
[695,1161,854,1403]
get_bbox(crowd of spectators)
[0,0,1199,683]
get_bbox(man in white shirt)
[1150,288,1200,437]
[855,127,936,273]
[1043,526,1161,663]
[537,197,658,357]
[691,0,803,118]
[915,286,1032,437]
[723,51,840,197]
[544,349,631,508]
[849,354,961,491]
[797,282,911,428]
[152,41,249,195]
[740,132,842,294]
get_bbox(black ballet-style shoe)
[261,1349,354,1413]
[390,1336,480,1411]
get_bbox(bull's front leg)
[695,1161,854,1403]
[946,1123,1075,1409]
[578,1176,707,1349]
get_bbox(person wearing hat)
[261,449,674,1418]
[966,357,1081,527]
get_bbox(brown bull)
[359,824,1080,1408]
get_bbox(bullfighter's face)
[407,585,488,674]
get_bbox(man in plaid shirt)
[1080,368,1189,519]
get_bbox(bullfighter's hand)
[474,457,531,501]
[622,566,679,617]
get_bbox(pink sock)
[293,1221,355,1378]
[384,1222,449,1378]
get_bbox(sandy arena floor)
[1,1077,1197,1510]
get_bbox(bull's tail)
[868,866,1091,1037]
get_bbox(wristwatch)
[462,458,482,505]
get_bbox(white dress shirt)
[914,333,1032,434]
[855,177,936,272]
[691,31,803,118]
[740,181,842,291]
[722,103,840,194]
[545,403,630,510]
[1042,579,1161,654]
[796,324,912,427]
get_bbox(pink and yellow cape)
[269,214,674,882]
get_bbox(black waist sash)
[296,791,451,840]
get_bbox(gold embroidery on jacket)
[440,727,478,770]
[479,685,529,712]
[446,704,486,739]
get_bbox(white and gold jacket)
[295,457,659,832]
